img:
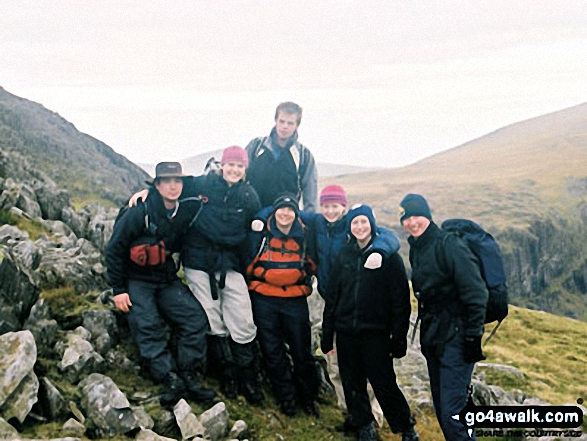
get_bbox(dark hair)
[274,102,302,125]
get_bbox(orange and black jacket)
[246,212,317,298]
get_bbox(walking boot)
[221,365,238,399]
[357,421,379,441]
[160,372,185,407]
[302,400,321,418]
[208,335,238,399]
[279,399,296,417]
[179,372,217,402]
[401,426,420,441]
[239,365,264,404]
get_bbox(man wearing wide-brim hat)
[106,162,216,406]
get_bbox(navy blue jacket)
[181,172,261,273]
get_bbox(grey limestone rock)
[173,399,206,440]
[228,420,248,439]
[80,373,139,438]
[56,327,105,383]
[37,377,67,420]
[198,401,229,441]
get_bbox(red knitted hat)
[221,146,249,167]
[320,185,348,206]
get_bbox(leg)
[185,268,228,337]
[436,334,476,441]
[361,332,414,434]
[281,297,320,407]
[336,331,373,429]
[219,270,257,344]
[127,280,174,382]
[251,293,295,404]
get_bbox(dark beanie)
[273,193,300,215]
[347,204,377,234]
[399,194,432,224]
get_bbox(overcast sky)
[2,1,587,168]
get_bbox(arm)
[387,253,411,358]
[299,146,318,213]
[445,235,488,338]
[321,256,342,354]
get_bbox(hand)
[113,293,132,312]
[251,219,264,232]
[463,336,486,364]
[364,252,382,269]
[390,338,407,359]
[129,189,149,207]
[321,331,334,355]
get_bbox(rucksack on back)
[440,219,509,343]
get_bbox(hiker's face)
[321,203,346,223]
[402,215,430,238]
[350,215,372,243]
[155,177,183,203]
[275,207,296,229]
[222,161,246,186]
[275,111,299,144]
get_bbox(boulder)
[173,399,205,440]
[0,331,38,423]
[198,402,229,441]
[82,309,118,356]
[80,373,139,438]
[56,327,105,383]
[37,377,67,420]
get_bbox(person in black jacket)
[106,162,216,406]
[400,193,487,441]
[322,204,419,441]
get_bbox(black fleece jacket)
[408,221,488,351]
[322,239,411,352]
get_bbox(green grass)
[0,209,49,240]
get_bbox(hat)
[399,194,432,224]
[221,145,249,167]
[320,185,348,206]
[347,204,377,234]
[154,162,188,178]
[273,193,299,215]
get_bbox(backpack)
[439,218,509,344]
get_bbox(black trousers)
[336,330,414,432]
[127,279,209,382]
[251,292,319,403]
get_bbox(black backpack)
[439,219,509,343]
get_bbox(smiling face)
[321,203,346,223]
[274,206,296,231]
[402,215,431,238]
[275,111,299,145]
[350,215,372,246]
[155,177,183,207]
[221,161,246,186]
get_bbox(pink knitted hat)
[221,146,249,167]
[320,185,348,206]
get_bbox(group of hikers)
[105,101,490,441]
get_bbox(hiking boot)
[401,426,420,441]
[221,367,238,399]
[302,400,321,418]
[180,372,217,402]
[239,366,264,404]
[357,421,379,441]
[279,399,296,417]
[160,372,185,407]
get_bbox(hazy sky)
[2,1,587,167]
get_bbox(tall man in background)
[245,102,318,212]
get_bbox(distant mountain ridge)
[0,86,150,205]
[139,151,378,178]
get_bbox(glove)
[390,338,407,359]
[463,336,486,364]
[321,329,334,354]
[364,252,382,269]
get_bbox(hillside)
[322,102,587,320]
[0,87,150,206]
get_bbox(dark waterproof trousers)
[127,279,210,382]
[423,333,476,441]
[336,330,415,433]
[250,292,319,403]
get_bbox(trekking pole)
[483,321,502,346]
